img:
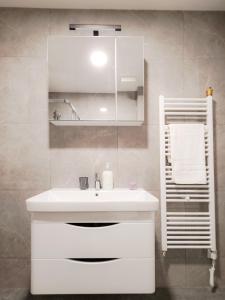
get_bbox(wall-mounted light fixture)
[69,24,121,36]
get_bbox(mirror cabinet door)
[48,36,144,124]
[48,36,116,121]
[116,37,144,122]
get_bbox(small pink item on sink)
[129,182,137,190]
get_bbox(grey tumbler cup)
[79,177,89,190]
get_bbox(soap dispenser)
[102,163,114,190]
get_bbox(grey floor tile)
[1,289,225,300]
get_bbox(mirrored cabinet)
[48,36,144,126]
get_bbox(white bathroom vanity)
[26,189,158,295]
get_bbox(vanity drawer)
[32,222,154,259]
[31,258,155,294]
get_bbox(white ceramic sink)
[26,188,159,212]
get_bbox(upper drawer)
[32,222,154,259]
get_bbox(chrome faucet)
[95,173,101,190]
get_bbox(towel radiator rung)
[166,184,209,188]
[167,246,211,249]
[165,177,209,180]
[167,212,210,215]
[167,222,210,226]
[166,200,210,203]
[167,236,211,240]
[166,190,209,194]
[167,231,210,235]
[164,97,207,101]
[165,103,207,107]
[167,216,210,219]
[166,195,210,199]
[167,226,210,230]
[167,241,211,245]
[165,112,207,116]
[165,108,207,112]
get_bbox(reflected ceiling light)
[100,107,108,113]
[90,51,107,67]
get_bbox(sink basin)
[26,188,159,212]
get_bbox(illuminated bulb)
[90,51,107,67]
[100,107,108,113]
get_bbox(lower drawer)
[31,258,155,294]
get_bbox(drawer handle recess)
[68,258,119,263]
[66,223,119,228]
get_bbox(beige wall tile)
[215,125,225,190]
[50,148,118,188]
[184,58,225,125]
[0,191,31,258]
[184,12,225,59]
[156,257,186,287]
[0,57,48,124]
[0,8,49,57]
[216,190,225,258]
[0,259,29,288]
[0,288,29,300]
[216,257,225,288]
[143,11,183,59]
[117,125,160,189]
[63,127,118,149]
[146,57,183,125]
[0,124,50,190]
[185,257,210,287]
[118,125,148,148]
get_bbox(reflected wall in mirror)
[48,36,144,125]
[116,37,144,121]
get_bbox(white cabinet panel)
[31,258,155,294]
[32,222,154,259]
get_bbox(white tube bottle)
[102,163,114,190]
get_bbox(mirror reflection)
[48,36,144,124]
[116,37,144,121]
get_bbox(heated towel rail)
[159,95,217,287]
